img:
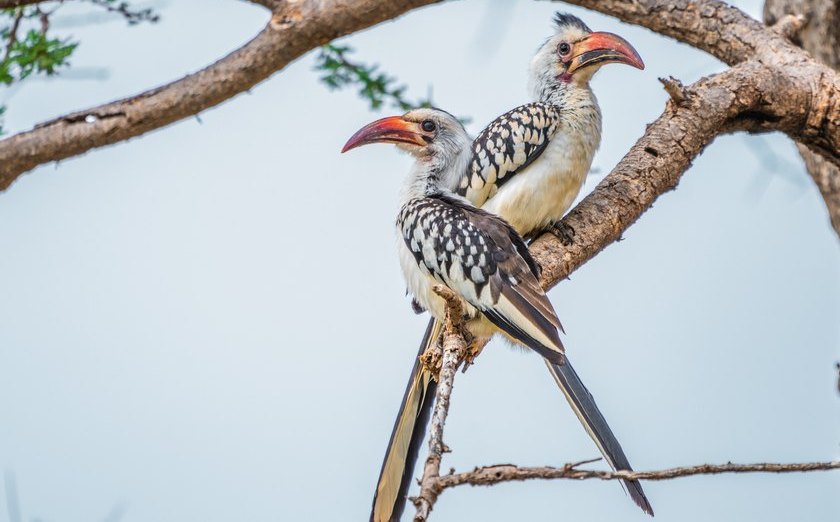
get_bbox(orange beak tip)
[576,31,644,71]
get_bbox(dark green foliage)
[315,43,433,112]
[0,6,452,138]
[0,1,158,135]
[0,29,77,84]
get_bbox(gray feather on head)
[553,12,591,33]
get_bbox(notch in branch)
[771,13,807,43]
[659,76,688,106]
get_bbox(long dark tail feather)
[370,318,440,522]
[546,357,654,516]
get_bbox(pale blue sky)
[0,1,838,521]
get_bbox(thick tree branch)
[1,0,839,200]
[531,59,831,287]
[242,0,282,10]
[764,0,840,234]
[559,0,840,165]
[436,461,840,490]
[0,0,440,191]
[560,0,779,65]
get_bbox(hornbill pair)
[342,14,648,521]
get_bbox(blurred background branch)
[0,0,159,134]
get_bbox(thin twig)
[436,461,840,490]
[770,13,806,41]
[412,285,467,522]
[659,76,687,105]
[4,9,25,61]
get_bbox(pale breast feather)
[457,102,562,206]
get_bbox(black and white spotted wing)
[397,194,564,363]
[457,103,562,206]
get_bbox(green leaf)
[314,42,444,114]
[10,30,78,80]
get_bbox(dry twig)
[436,460,840,490]
[412,285,468,522]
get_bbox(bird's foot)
[548,221,576,246]
[461,336,486,373]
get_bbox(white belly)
[396,231,481,322]
[481,129,596,236]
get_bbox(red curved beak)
[341,116,426,153]
[568,31,644,74]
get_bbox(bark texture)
[0,0,440,190]
[436,460,840,489]
[412,286,466,522]
[764,0,840,233]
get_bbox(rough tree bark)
[764,0,840,233]
[412,286,467,522]
[0,0,441,190]
[0,0,838,232]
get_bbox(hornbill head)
[531,13,644,88]
[342,108,469,162]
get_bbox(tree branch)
[436,461,840,490]
[0,0,440,191]
[0,0,51,8]
[412,285,467,522]
[764,0,840,234]
[1,0,839,203]
[241,0,281,10]
[530,58,831,288]
[559,0,776,65]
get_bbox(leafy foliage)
[315,43,433,112]
[0,7,447,137]
[0,1,158,135]
[0,29,77,85]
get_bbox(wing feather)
[402,195,563,360]
[457,103,562,207]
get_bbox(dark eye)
[421,120,436,132]
[557,42,571,55]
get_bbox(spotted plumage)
[345,14,651,521]
[458,103,563,206]
[396,193,563,363]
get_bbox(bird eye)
[421,120,436,132]
[557,42,571,55]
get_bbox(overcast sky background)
[0,1,838,521]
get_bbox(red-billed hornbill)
[345,14,647,522]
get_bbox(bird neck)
[401,147,471,203]
[531,77,596,110]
